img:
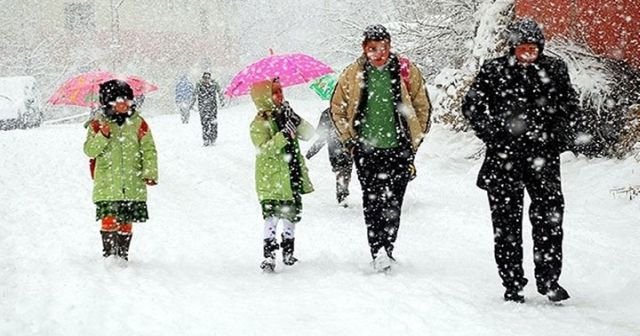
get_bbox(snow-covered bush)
[391,0,488,77]
[547,38,640,157]
[614,105,640,158]
[413,0,640,159]
[430,68,474,131]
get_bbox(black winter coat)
[462,54,579,190]
[193,80,221,112]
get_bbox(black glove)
[289,111,302,128]
[408,163,417,181]
[344,138,357,155]
[273,108,287,131]
[275,102,299,138]
[280,102,302,127]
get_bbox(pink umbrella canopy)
[48,70,158,107]
[224,52,333,97]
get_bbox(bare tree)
[390,0,483,77]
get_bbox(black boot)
[538,282,570,302]
[260,238,279,272]
[385,245,396,263]
[337,191,348,206]
[504,278,528,303]
[100,231,117,258]
[116,233,133,261]
[281,235,298,266]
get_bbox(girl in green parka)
[84,79,158,263]
[249,78,314,272]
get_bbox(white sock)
[282,219,296,240]
[263,216,279,241]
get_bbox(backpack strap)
[400,57,411,92]
[138,119,149,140]
[88,119,101,180]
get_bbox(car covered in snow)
[0,76,43,130]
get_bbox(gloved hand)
[100,123,111,137]
[144,179,157,186]
[273,107,287,130]
[344,139,357,155]
[288,110,302,128]
[408,163,417,181]
[282,122,297,139]
[274,104,297,139]
[274,114,296,139]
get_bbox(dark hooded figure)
[191,72,223,146]
[305,107,354,206]
[462,19,578,303]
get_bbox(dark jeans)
[335,164,352,201]
[486,155,565,290]
[354,145,411,259]
[200,107,218,145]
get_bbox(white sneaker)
[372,252,392,272]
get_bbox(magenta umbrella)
[48,70,158,107]
[224,52,333,97]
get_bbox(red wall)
[516,0,640,70]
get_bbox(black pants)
[330,145,354,202]
[200,107,218,145]
[335,163,352,200]
[354,145,411,259]
[487,155,565,290]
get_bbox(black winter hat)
[506,18,546,52]
[363,24,391,43]
[99,79,134,106]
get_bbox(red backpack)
[88,119,149,179]
[400,57,412,91]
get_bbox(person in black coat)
[462,19,578,303]
[190,72,223,146]
[305,108,354,206]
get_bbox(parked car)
[0,76,43,130]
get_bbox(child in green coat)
[84,79,158,263]
[249,78,314,272]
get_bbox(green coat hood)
[250,80,277,113]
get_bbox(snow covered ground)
[1,99,639,336]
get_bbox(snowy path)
[1,100,638,335]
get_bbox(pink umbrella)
[48,70,158,107]
[224,52,333,97]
